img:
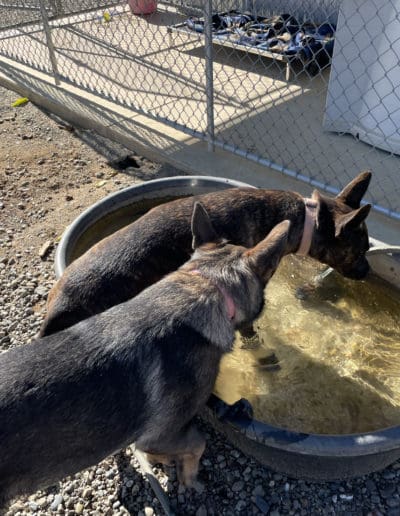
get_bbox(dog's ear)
[245,220,290,281]
[312,190,335,236]
[336,171,372,209]
[334,204,371,238]
[191,201,218,249]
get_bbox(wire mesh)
[0,0,399,219]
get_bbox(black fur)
[40,172,372,337]
[0,209,290,509]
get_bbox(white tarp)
[323,0,400,155]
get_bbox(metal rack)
[168,21,297,80]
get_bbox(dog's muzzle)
[340,257,370,280]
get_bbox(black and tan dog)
[0,204,290,509]
[40,171,372,337]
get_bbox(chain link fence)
[0,0,399,219]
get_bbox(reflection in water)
[214,255,400,435]
[70,196,185,262]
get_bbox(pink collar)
[189,269,236,321]
[296,198,318,256]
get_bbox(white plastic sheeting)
[323,0,400,155]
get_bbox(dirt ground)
[0,87,176,265]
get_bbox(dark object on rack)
[185,11,335,76]
[186,10,255,34]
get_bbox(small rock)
[35,285,48,297]
[195,504,207,516]
[36,496,47,507]
[235,500,248,512]
[39,240,53,259]
[82,487,93,499]
[194,480,205,495]
[386,497,400,508]
[380,485,396,498]
[252,485,265,497]
[74,502,84,514]
[383,471,396,480]
[10,501,25,511]
[232,480,245,492]
[365,479,377,492]
[254,495,270,514]
[105,469,115,478]
[50,493,63,511]
[144,508,154,516]
[340,494,354,501]
[28,501,39,511]
[269,510,281,516]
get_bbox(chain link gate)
[0,0,399,220]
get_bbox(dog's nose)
[344,258,370,280]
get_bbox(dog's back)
[0,282,222,506]
[40,173,372,337]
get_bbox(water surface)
[215,255,400,435]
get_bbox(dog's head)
[311,171,372,280]
[187,202,290,328]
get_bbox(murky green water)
[69,196,185,262]
[214,255,400,435]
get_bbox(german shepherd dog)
[40,171,372,338]
[0,204,290,510]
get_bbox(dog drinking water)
[40,172,372,338]
[0,204,290,510]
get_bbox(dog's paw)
[240,333,262,349]
[295,282,317,301]
[145,452,174,467]
[255,352,281,372]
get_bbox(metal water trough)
[55,176,400,481]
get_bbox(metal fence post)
[204,0,215,152]
[38,0,60,85]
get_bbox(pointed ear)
[245,220,290,282]
[335,204,371,238]
[312,190,335,236]
[191,202,218,249]
[336,171,372,209]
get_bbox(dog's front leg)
[174,425,205,490]
[239,325,280,369]
[145,452,174,467]
[143,424,205,490]
[239,322,262,349]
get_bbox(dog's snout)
[342,257,370,280]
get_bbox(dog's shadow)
[115,451,150,515]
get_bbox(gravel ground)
[1,84,400,516]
